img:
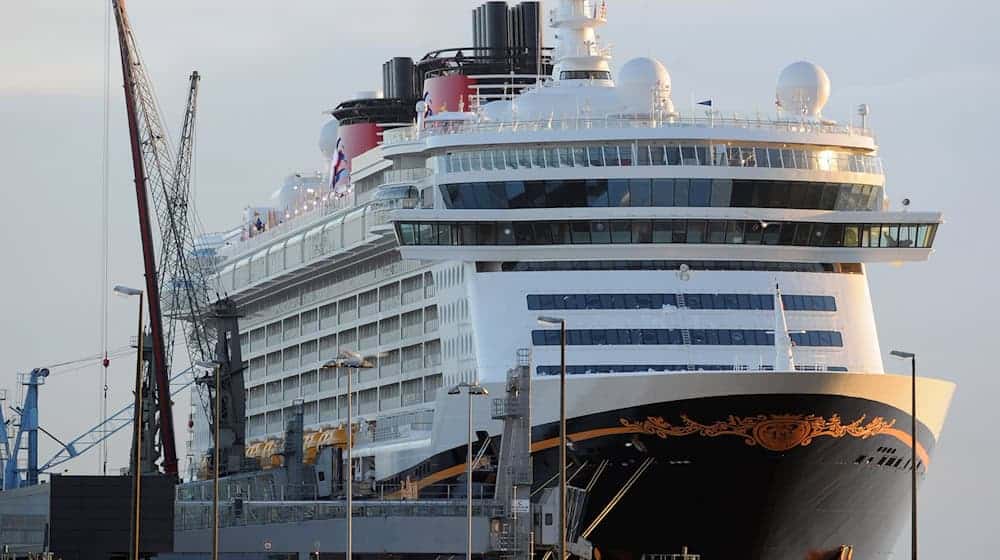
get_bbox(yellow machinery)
[244,425,354,469]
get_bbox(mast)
[111,0,179,477]
[773,283,796,372]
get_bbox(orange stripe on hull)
[882,427,930,470]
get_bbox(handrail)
[383,114,873,146]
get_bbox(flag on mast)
[697,99,713,107]
[330,138,350,197]
[423,91,434,118]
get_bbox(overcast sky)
[2,0,998,556]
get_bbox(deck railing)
[384,114,873,146]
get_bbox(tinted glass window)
[497,223,515,245]
[707,222,726,243]
[571,222,590,243]
[477,222,496,244]
[591,221,611,244]
[611,221,632,243]
[401,220,936,250]
[681,146,699,165]
[513,222,535,244]
[651,179,674,206]
[632,221,653,243]
[609,179,630,207]
[636,145,651,166]
[505,181,527,208]
[588,146,604,167]
[586,179,609,207]
[630,179,652,207]
[686,220,706,243]
[650,145,666,165]
[652,221,672,243]
[442,179,879,210]
[690,179,712,207]
[711,179,732,207]
[673,179,689,206]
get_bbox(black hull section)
[399,393,936,560]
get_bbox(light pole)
[196,360,223,560]
[321,350,375,560]
[448,382,489,560]
[891,349,918,560]
[114,285,143,560]
[537,316,567,560]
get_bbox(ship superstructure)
[193,2,953,558]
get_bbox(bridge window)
[441,179,884,211]
[398,219,937,249]
[530,328,843,347]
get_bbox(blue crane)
[0,368,50,490]
[0,366,195,490]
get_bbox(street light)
[537,316,567,560]
[891,349,918,560]
[195,359,223,560]
[448,382,489,560]
[321,350,375,560]
[115,285,143,560]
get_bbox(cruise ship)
[198,1,955,557]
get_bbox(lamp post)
[321,350,375,560]
[537,316,567,560]
[448,382,489,560]
[891,349,918,560]
[195,360,223,560]
[114,285,143,560]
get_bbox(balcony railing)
[383,114,873,147]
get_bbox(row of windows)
[531,329,844,347]
[526,293,836,311]
[441,179,883,212]
[491,261,863,274]
[560,70,613,80]
[238,252,423,331]
[535,364,849,375]
[442,143,882,175]
[397,220,938,249]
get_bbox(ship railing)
[177,479,494,504]
[383,114,873,146]
[381,167,432,184]
[175,488,502,531]
[220,194,355,258]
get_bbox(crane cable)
[99,0,113,475]
[45,346,133,374]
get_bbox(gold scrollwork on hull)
[620,414,896,452]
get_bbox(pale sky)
[1,1,998,556]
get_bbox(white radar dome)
[776,61,830,119]
[617,57,674,114]
[318,118,339,160]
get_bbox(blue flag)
[697,99,713,107]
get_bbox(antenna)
[857,104,871,130]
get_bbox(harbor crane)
[111,0,245,479]
[0,0,250,488]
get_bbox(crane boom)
[112,0,178,476]
[166,71,214,366]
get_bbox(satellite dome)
[318,118,339,160]
[617,57,674,114]
[776,61,830,118]
[618,57,671,91]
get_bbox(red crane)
[111,0,181,476]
